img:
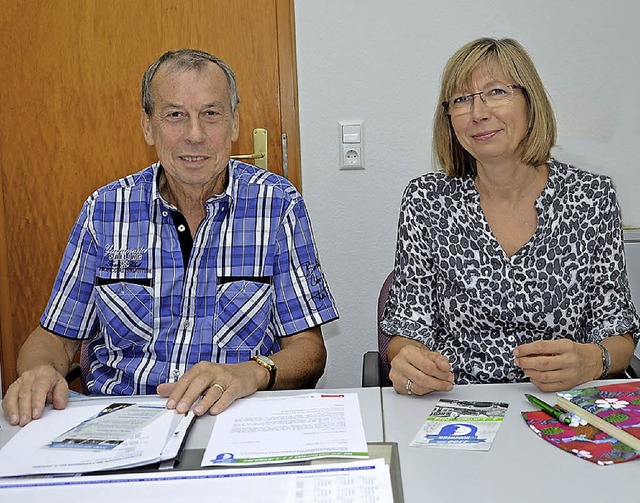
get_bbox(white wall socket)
[342,146,362,168]
[339,120,364,170]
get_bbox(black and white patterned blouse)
[380,159,640,384]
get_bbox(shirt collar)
[535,159,558,211]
[151,161,235,214]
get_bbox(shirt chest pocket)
[213,279,274,350]
[94,279,154,349]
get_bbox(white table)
[382,380,638,503]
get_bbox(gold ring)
[213,383,225,394]
[406,378,413,395]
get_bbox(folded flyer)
[410,398,508,451]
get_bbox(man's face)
[141,62,239,196]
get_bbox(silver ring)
[213,383,225,394]
[406,378,413,395]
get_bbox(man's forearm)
[17,326,79,377]
[270,326,327,389]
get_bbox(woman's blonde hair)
[433,38,556,177]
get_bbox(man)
[3,49,338,426]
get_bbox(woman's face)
[449,63,529,168]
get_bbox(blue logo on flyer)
[212,452,237,463]
[425,423,485,444]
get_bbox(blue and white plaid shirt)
[41,160,338,395]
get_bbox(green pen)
[525,393,572,425]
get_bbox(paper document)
[49,402,166,450]
[0,459,393,503]
[410,398,508,451]
[0,399,194,477]
[202,392,369,466]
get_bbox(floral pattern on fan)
[522,409,640,466]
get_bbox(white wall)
[294,0,640,388]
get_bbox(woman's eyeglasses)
[443,84,524,117]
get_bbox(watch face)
[256,355,275,368]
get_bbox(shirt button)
[507,372,515,380]
[183,319,191,328]
[178,224,186,232]
[508,335,515,342]
[507,301,514,309]
[162,211,168,217]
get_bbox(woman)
[380,37,639,396]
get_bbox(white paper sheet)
[0,459,393,503]
[202,392,369,466]
[0,399,193,476]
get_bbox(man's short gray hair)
[141,48,240,115]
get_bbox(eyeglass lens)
[447,84,520,116]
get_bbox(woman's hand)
[514,339,601,391]
[388,340,454,396]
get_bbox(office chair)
[65,342,90,394]
[361,271,640,387]
[362,271,394,387]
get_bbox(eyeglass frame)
[442,84,525,116]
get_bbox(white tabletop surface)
[382,380,639,503]
[0,387,384,451]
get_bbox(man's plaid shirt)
[41,161,338,395]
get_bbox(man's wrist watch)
[596,342,611,379]
[251,355,277,391]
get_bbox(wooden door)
[0,0,302,393]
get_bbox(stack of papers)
[0,399,193,477]
[0,392,370,475]
[0,393,392,502]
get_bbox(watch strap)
[252,355,277,391]
[595,341,610,379]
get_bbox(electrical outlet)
[342,146,362,169]
[339,120,364,170]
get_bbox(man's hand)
[158,328,326,415]
[514,339,600,392]
[2,365,70,426]
[157,360,267,416]
[3,327,77,427]
[389,344,454,396]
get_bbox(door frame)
[276,0,302,191]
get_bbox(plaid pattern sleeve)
[41,197,100,339]
[273,196,338,334]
